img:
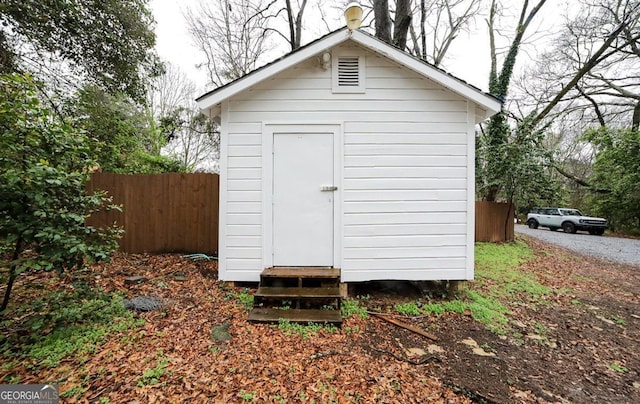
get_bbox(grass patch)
[0,286,143,373]
[341,299,368,319]
[475,241,548,298]
[137,350,170,386]
[394,302,422,316]
[390,241,544,334]
[225,288,254,311]
[277,319,337,339]
[610,363,629,373]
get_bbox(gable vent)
[332,53,365,93]
[338,57,360,87]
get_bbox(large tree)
[66,85,186,173]
[408,0,483,66]
[372,0,413,48]
[583,127,640,232]
[0,0,161,100]
[0,74,121,312]
[506,0,640,208]
[477,0,548,203]
[147,63,220,172]
[186,0,311,87]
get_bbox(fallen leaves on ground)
[1,254,467,403]
[2,235,639,403]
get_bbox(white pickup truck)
[526,207,608,235]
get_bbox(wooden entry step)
[261,267,340,279]
[248,308,342,324]
[255,286,341,299]
[248,267,342,325]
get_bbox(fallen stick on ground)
[371,347,441,365]
[370,312,438,341]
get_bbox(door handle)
[321,186,338,192]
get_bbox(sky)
[150,0,208,91]
[149,1,565,96]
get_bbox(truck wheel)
[562,222,577,234]
[594,229,604,236]
[527,220,538,229]
[549,227,558,231]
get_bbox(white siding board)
[227,123,262,134]
[344,155,467,167]
[345,137,466,149]
[252,77,330,90]
[227,224,261,236]
[227,156,261,168]
[344,200,466,212]
[346,122,467,133]
[230,99,466,112]
[344,167,467,178]
[344,189,466,201]
[226,258,262,270]
[226,179,261,191]
[344,144,466,155]
[344,212,464,225]
[343,178,467,190]
[342,269,467,282]
[227,236,261,247]
[344,246,465,259]
[228,145,261,156]
[227,168,261,179]
[226,247,262,259]
[345,133,467,144]
[226,202,261,213]
[229,111,466,123]
[227,213,261,225]
[343,234,465,248]
[237,88,463,101]
[344,223,467,236]
[343,257,466,270]
[366,77,444,89]
[228,134,261,146]
[227,190,261,202]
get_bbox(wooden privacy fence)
[475,201,515,242]
[87,173,219,254]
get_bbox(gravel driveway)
[515,224,640,266]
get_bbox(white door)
[273,132,334,266]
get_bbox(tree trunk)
[1,237,23,313]
[504,201,514,241]
[285,0,296,50]
[373,0,392,43]
[632,100,640,130]
[485,185,499,202]
[393,0,412,50]
[293,0,308,50]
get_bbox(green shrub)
[341,299,368,319]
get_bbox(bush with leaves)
[0,74,121,312]
[476,114,561,208]
[584,127,640,233]
[68,85,187,174]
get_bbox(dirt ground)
[362,240,640,403]
[2,236,639,403]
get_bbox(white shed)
[197,28,501,285]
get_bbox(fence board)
[475,201,515,242]
[87,173,219,254]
